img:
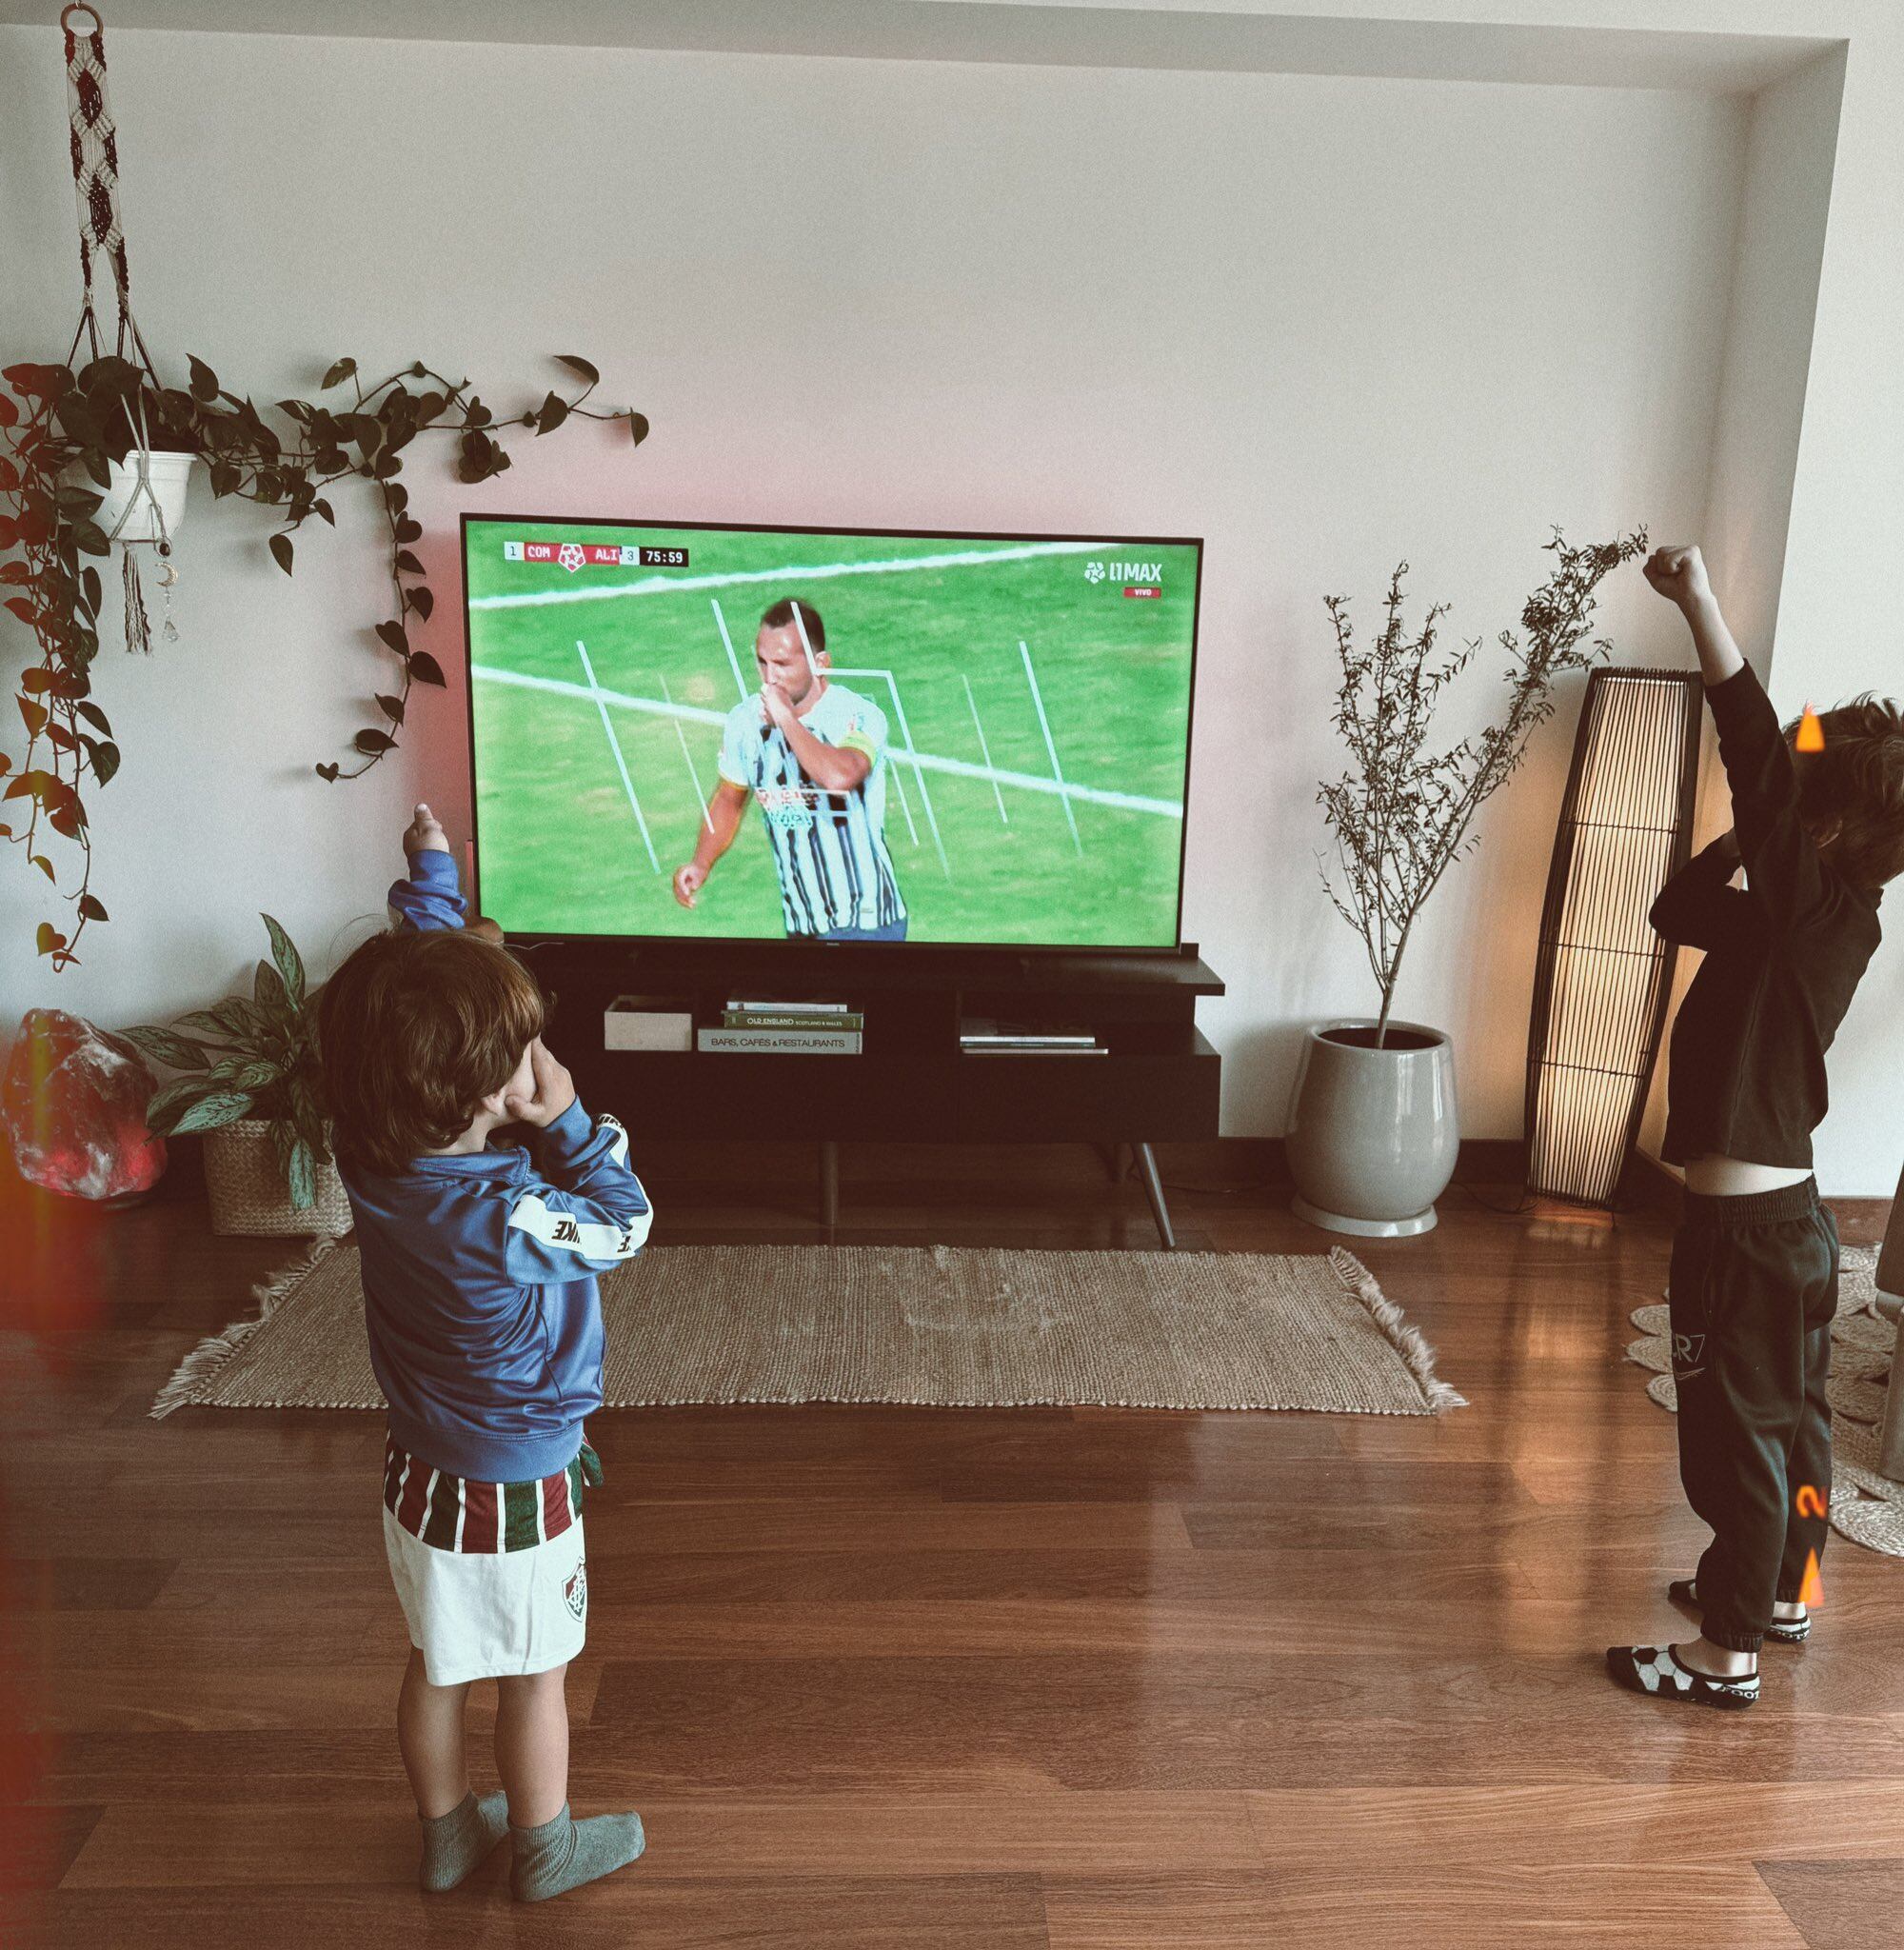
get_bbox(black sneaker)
[1606,1642,1758,1709]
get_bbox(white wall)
[1742,17,1904,1196]
[1220,4,1902,1201]
[1636,43,1847,1167]
[0,25,1779,1165]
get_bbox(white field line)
[473,664,1182,819]
[575,641,661,871]
[658,674,714,832]
[468,539,1113,610]
[885,740,922,846]
[789,599,822,688]
[963,674,1009,825]
[830,664,949,876]
[1020,639,1082,854]
[710,596,750,700]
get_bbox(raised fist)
[1642,545,1712,609]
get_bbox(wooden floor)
[2,1144,1900,1949]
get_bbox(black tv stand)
[541,941,1223,1247]
[810,1134,1180,1244]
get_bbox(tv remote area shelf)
[529,939,1224,1247]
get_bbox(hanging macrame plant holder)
[62,2,188,652]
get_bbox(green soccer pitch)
[464,522,1199,946]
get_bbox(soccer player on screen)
[670,599,909,940]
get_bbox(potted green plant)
[120,912,347,1237]
[1290,527,1648,1237]
[1,349,644,970]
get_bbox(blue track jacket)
[338,848,652,1482]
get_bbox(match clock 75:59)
[639,546,689,567]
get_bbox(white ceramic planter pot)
[1284,1020,1458,1238]
[90,449,195,545]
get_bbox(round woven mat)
[1625,1244,1903,1557]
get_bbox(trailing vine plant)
[1317,527,1649,1045]
[0,349,646,967]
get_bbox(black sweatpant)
[1668,1180,1838,1654]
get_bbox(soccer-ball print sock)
[1605,1642,1759,1709]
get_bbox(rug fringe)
[1328,1246,1468,1413]
[149,1235,344,1420]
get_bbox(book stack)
[960,1018,1104,1056]
[697,999,863,1055]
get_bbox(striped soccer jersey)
[383,1431,601,1554]
[718,681,907,935]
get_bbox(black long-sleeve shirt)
[1653,664,1882,1168]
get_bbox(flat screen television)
[463,516,1201,949]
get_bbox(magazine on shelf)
[960,1017,1101,1053]
[722,1009,864,1031]
[725,999,851,1016]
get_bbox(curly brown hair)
[318,928,545,1177]
[1789,694,1904,890]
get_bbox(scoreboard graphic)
[503,540,691,570]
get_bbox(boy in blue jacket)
[319,805,653,1900]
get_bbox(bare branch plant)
[1319,527,1649,1045]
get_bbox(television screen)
[463,517,1200,948]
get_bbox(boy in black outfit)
[1608,544,1904,1709]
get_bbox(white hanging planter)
[92,449,195,546]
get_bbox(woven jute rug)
[151,1241,1464,1419]
[1627,1244,1904,1558]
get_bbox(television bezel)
[459,512,1204,960]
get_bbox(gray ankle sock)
[419,1788,508,1892]
[509,1801,646,1903]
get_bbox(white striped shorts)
[384,1503,587,1685]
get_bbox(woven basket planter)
[203,1119,351,1238]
